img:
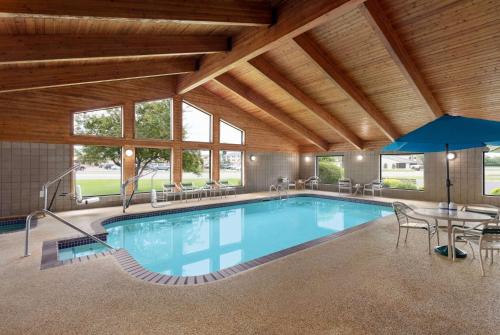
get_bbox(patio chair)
[177,182,200,202]
[202,181,221,199]
[163,183,180,201]
[363,180,383,196]
[278,177,295,190]
[216,180,237,197]
[304,176,319,190]
[452,219,500,276]
[393,202,440,254]
[338,178,352,194]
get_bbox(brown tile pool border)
[41,194,393,285]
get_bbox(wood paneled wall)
[0,76,298,188]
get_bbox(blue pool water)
[59,197,392,276]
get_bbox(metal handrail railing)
[24,209,114,257]
[121,169,157,212]
[42,164,81,210]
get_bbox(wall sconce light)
[446,152,456,160]
[125,149,134,157]
[250,155,256,161]
[356,154,364,161]
[304,156,311,163]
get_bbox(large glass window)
[73,145,122,196]
[484,147,500,195]
[182,102,212,142]
[220,120,244,145]
[73,106,122,137]
[316,156,344,184]
[135,98,172,140]
[380,154,424,190]
[135,148,171,193]
[182,149,211,187]
[220,151,243,186]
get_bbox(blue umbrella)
[382,114,500,204]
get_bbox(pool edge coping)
[41,193,394,285]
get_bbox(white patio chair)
[338,178,352,194]
[163,183,180,201]
[216,180,237,197]
[363,180,383,196]
[393,201,439,254]
[177,182,201,202]
[202,181,221,199]
[304,176,319,190]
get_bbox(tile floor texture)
[0,190,498,335]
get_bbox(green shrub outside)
[489,188,500,195]
[318,161,343,184]
[382,178,418,190]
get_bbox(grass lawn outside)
[76,178,242,197]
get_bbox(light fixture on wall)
[446,152,457,160]
[125,149,134,157]
[356,154,364,161]
[250,154,256,161]
[304,156,311,163]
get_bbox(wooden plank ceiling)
[0,0,499,151]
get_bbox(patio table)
[412,208,492,259]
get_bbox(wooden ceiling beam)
[0,35,228,64]
[0,59,195,93]
[177,0,367,94]
[360,0,444,118]
[293,34,400,141]
[0,0,272,26]
[214,74,329,151]
[249,56,363,149]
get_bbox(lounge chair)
[75,185,100,205]
[163,183,180,201]
[216,180,237,197]
[393,201,439,254]
[176,182,200,202]
[363,180,383,196]
[338,178,352,194]
[202,181,221,199]
[304,176,319,190]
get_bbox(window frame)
[482,148,500,197]
[379,153,425,191]
[134,98,173,141]
[71,105,124,138]
[219,150,244,187]
[181,101,213,143]
[315,154,344,185]
[219,119,245,145]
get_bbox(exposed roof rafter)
[0,35,229,65]
[360,0,444,118]
[248,56,363,149]
[0,0,273,26]
[293,34,400,141]
[0,58,196,93]
[177,0,367,94]
[214,74,330,151]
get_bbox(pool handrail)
[24,209,114,257]
[42,164,81,210]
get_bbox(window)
[484,147,500,195]
[182,102,211,142]
[316,156,344,184]
[182,149,211,187]
[220,120,244,145]
[73,106,122,137]
[135,148,171,193]
[73,145,122,196]
[380,154,424,190]
[220,151,243,186]
[135,98,172,140]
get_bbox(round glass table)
[412,208,492,259]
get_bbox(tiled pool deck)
[1,190,499,334]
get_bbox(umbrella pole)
[445,143,451,205]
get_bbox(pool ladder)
[269,184,288,200]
